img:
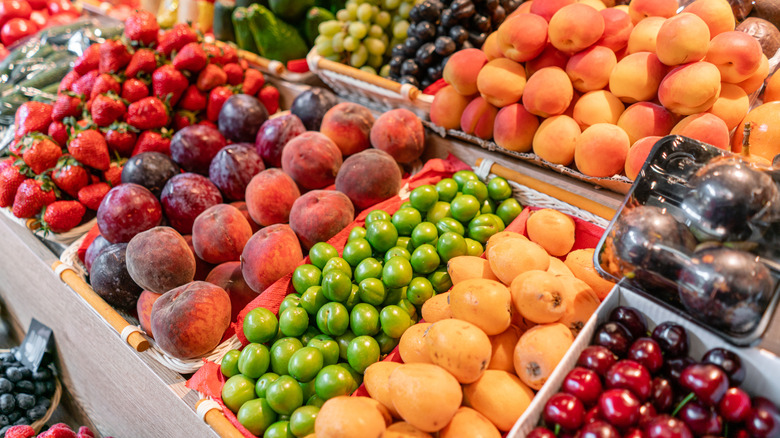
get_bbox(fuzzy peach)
[493,104,540,153]
[525,45,570,77]
[684,0,736,37]
[626,16,665,54]
[596,7,634,52]
[335,149,402,211]
[431,86,473,130]
[608,52,666,103]
[625,136,662,180]
[320,102,375,156]
[579,0,606,10]
[565,46,616,92]
[289,190,355,250]
[670,113,731,149]
[707,83,750,131]
[477,58,527,107]
[572,90,625,129]
[617,102,676,144]
[522,67,574,117]
[192,204,253,264]
[574,123,630,177]
[461,97,499,139]
[281,131,343,190]
[705,31,763,84]
[136,290,162,339]
[529,0,576,21]
[497,13,549,62]
[126,226,195,294]
[658,61,722,115]
[532,115,581,165]
[548,3,605,54]
[655,13,711,66]
[205,262,259,323]
[245,168,300,226]
[370,108,425,164]
[628,0,678,24]
[241,224,303,293]
[443,49,489,96]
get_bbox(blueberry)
[0,353,13,364]
[15,380,33,394]
[0,415,8,427]
[0,379,12,395]
[36,399,50,411]
[5,368,22,383]
[34,382,47,396]
[6,411,19,422]
[0,426,10,435]
[13,416,29,426]
[16,394,35,410]
[44,381,54,395]
[27,405,46,421]
[19,368,31,381]
[0,395,14,415]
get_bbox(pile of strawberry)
[4,423,105,438]
[0,9,280,234]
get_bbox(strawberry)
[8,139,23,156]
[125,48,157,79]
[15,101,53,138]
[0,158,11,172]
[76,426,95,438]
[173,42,207,72]
[68,129,110,171]
[21,134,62,175]
[158,23,197,56]
[201,43,222,63]
[126,96,169,130]
[41,200,86,233]
[173,110,197,130]
[58,70,80,93]
[90,74,121,101]
[77,182,110,210]
[121,77,150,103]
[258,85,280,115]
[91,94,126,127]
[196,64,227,92]
[104,122,138,156]
[207,86,233,122]
[131,129,171,156]
[242,68,265,96]
[124,10,159,47]
[0,165,26,207]
[223,62,243,85]
[71,70,99,97]
[52,156,90,198]
[37,423,77,438]
[99,39,132,74]
[177,84,206,111]
[218,44,239,65]
[52,94,82,122]
[48,121,68,146]
[12,178,57,218]
[4,425,35,438]
[152,64,188,106]
[198,119,218,130]
[73,44,100,75]
[104,162,123,186]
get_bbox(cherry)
[527,427,556,438]
[594,322,635,357]
[680,363,729,406]
[734,430,752,438]
[638,402,657,428]
[663,357,696,386]
[598,388,640,429]
[544,393,585,431]
[651,377,675,412]
[578,420,620,438]
[701,348,745,386]
[609,306,648,339]
[627,337,664,374]
[585,405,603,424]
[678,400,723,436]
[623,428,644,438]
[719,387,752,423]
[746,397,780,438]
[651,322,689,358]
[644,415,694,438]
[578,346,619,377]
[562,367,603,405]
[605,360,652,401]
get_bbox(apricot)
[487,238,550,285]
[460,97,499,140]
[443,49,489,95]
[574,123,630,177]
[548,3,606,54]
[240,224,303,293]
[597,7,633,51]
[335,149,402,211]
[245,168,300,226]
[477,58,527,107]
[447,256,500,285]
[532,115,580,165]
[565,46,617,92]
[706,83,750,131]
[136,290,162,339]
[625,136,662,180]
[126,226,195,293]
[430,86,473,130]
[626,16,665,54]
[526,209,576,256]
[514,323,573,390]
[420,292,453,323]
[617,102,676,145]
[449,279,513,335]
[765,72,780,103]
[529,0,575,21]
[370,109,425,164]
[627,0,678,24]
[558,276,601,336]
[573,90,625,129]
[320,102,375,156]
[482,31,504,61]
[281,131,343,190]
[526,44,570,77]
[205,261,259,323]
[736,54,769,95]
[289,190,355,250]
[564,248,616,299]
[655,13,711,66]
[510,270,566,324]
[705,31,763,84]
[684,0,736,37]
[730,102,780,161]
[658,62,722,115]
[493,104,539,153]
[462,370,535,431]
[398,323,432,365]
[192,204,253,264]
[609,52,666,103]
[497,13,549,62]
[522,67,574,117]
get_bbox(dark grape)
[416,21,437,42]
[415,43,437,67]
[421,79,433,89]
[441,9,458,27]
[389,55,405,69]
[485,0,499,10]
[399,75,421,88]
[461,40,475,50]
[451,0,476,19]
[427,65,444,82]
[449,25,468,45]
[469,31,488,47]
[391,43,405,58]
[404,37,422,57]
[401,59,421,77]
[417,1,442,22]
[435,36,457,56]
[471,14,491,32]
[491,5,506,25]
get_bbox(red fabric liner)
[423,78,447,96]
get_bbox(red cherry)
[584,404,603,424]
[608,306,648,339]
[605,360,652,401]
[562,367,603,406]
[651,377,674,412]
[678,400,723,436]
[527,427,556,438]
[595,322,635,356]
[702,348,745,386]
[746,397,780,438]
[627,337,664,374]
[638,402,657,428]
[623,428,644,438]
[680,364,729,406]
[719,387,752,423]
[598,388,640,429]
[651,322,689,357]
[644,415,694,438]
[578,420,620,438]
[578,345,618,377]
[544,393,585,431]
[663,357,696,387]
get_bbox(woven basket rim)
[0,350,62,433]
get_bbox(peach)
[765,72,780,103]
[548,3,605,54]
[573,90,625,129]
[370,109,425,164]
[625,136,662,180]
[670,113,730,150]
[245,168,300,226]
[736,54,769,94]
[443,49,489,95]
[515,1,533,15]
[574,123,630,177]
[525,45,570,77]
[136,290,162,339]
[626,16,665,54]
[477,58,527,107]
[461,97,499,139]
[230,201,261,234]
[281,131,343,190]
[150,281,231,359]
[522,67,574,117]
[565,46,617,92]
[493,104,540,153]
[684,0,736,37]
[126,226,195,294]
[731,102,780,161]
[597,8,634,52]
[183,234,215,281]
[289,190,355,250]
[205,261,259,323]
[658,61,722,115]
[335,149,402,211]
[617,102,676,144]
[532,115,581,165]
[482,32,504,61]
[655,13,711,66]
[707,83,750,131]
[497,13,549,62]
[320,102,375,156]
[192,204,253,264]
[530,0,575,21]
[431,85,473,130]
[628,0,678,24]
[240,224,303,293]
[705,31,763,84]
[608,52,666,103]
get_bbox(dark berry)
[389,55,404,69]
[0,415,7,427]
[0,379,12,394]
[13,417,29,426]
[415,43,437,67]
[491,5,506,25]
[18,369,30,381]
[15,394,35,410]
[451,0,476,19]
[5,368,22,383]
[36,399,50,411]
[594,322,634,357]
[6,411,19,422]
[449,26,468,45]
[416,21,437,42]
[663,357,696,387]
[27,405,47,421]
[441,9,458,27]
[33,382,47,396]
[399,75,421,89]
[14,380,33,394]
[485,0,499,11]
[471,14,491,32]
[401,59,421,77]
[427,65,443,82]
[468,31,488,47]
[701,348,745,386]
[31,369,51,382]
[391,43,405,58]
[609,306,648,339]
[434,36,457,56]
[0,394,15,414]
[417,1,442,22]
[404,37,422,57]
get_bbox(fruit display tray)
[594,135,780,348]
[508,284,780,437]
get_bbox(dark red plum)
[208,144,265,201]
[218,94,269,143]
[97,183,163,243]
[170,125,227,175]
[290,87,339,131]
[90,243,143,310]
[84,235,110,274]
[121,152,180,197]
[160,173,223,234]
[254,113,306,168]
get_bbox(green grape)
[381,34,389,46]
[375,11,391,29]
[365,38,386,56]
[332,32,346,53]
[336,9,350,21]
[368,24,384,39]
[382,0,401,9]
[348,22,368,39]
[346,2,358,15]
[325,54,341,62]
[379,64,391,78]
[343,35,360,52]
[319,20,342,37]
[368,53,383,69]
[398,2,412,19]
[350,44,368,68]
[316,39,335,57]
[360,66,377,75]
[370,5,379,17]
[357,3,373,22]
[392,20,409,40]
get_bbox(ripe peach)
[335,149,402,211]
[461,97,499,140]
[477,58,527,107]
[443,49,489,95]
[574,123,630,177]
[529,0,575,21]
[628,0,678,24]
[655,13,711,66]
[370,108,425,164]
[525,45,570,77]
[597,8,634,52]
[431,86,473,130]
[684,0,736,37]
[707,83,750,131]
[493,104,540,153]
[731,102,780,161]
[608,52,666,103]
[573,90,625,129]
[126,226,195,294]
[522,67,574,117]
[625,136,662,180]
[192,204,253,264]
[137,290,162,339]
[281,131,343,190]
[240,224,303,293]
[705,31,763,84]
[230,201,261,234]
[245,168,300,226]
[548,3,606,54]
[289,190,355,250]
[565,46,617,92]
[765,72,780,103]
[617,102,676,145]
[736,54,769,94]
[626,16,665,54]
[205,261,259,323]
[670,112,731,149]
[497,13,549,62]
[658,62,722,115]
[532,115,581,165]
[183,234,215,281]
[320,102,375,156]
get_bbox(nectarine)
[574,123,630,177]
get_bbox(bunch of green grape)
[316,0,416,77]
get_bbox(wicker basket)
[0,208,96,246]
[0,350,62,434]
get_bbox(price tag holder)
[15,319,53,372]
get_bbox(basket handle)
[51,261,150,352]
[213,40,285,76]
[196,399,245,438]
[312,55,422,101]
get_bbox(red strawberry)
[76,118,95,130]
[15,101,52,137]
[0,158,11,172]
[8,139,23,156]
[103,162,123,187]
[173,110,197,130]
[52,156,90,198]
[99,39,132,74]
[131,130,171,156]
[198,119,218,130]
[121,78,150,103]
[4,425,35,438]
[77,182,110,210]
[126,97,169,130]
[177,84,207,111]
[125,48,157,78]
[152,64,188,106]
[201,43,222,63]
[76,426,95,438]
[243,69,265,96]
[58,70,80,93]
[90,74,121,101]
[104,122,138,156]
[207,86,233,122]
[12,178,57,219]
[73,44,100,75]
[158,23,197,56]
[68,129,110,171]
[91,94,126,127]
[0,165,26,207]
[37,423,76,438]
[173,42,207,72]
[71,70,99,97]
[124,10,159,46]
[219,44,239,65]
[223,62,243,85]
[41,200,86,233]
[52,94,82,122]
[48,121,68,146]
[21,134,62,175]
[196,64,227,91]
[258,85,280,115]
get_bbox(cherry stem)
[724,422,729,438]
[742,122,752,158]
[672,392,696,417]
[554,423,561,436]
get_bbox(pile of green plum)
[218,171,522,438]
